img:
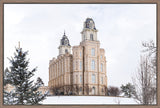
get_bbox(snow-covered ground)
[42,96,138,105]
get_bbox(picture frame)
[0,0,159,108]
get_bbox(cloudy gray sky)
[4,4,156,87]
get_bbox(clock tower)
[58,32,71,55]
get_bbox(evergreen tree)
[4,67,16,105]
[3,91,16,105]
[4,67,11,85]
[36,77,44,86]
[120,83,135,98]
[4,68,9,77]
[4,47,48,105]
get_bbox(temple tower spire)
[58,31,71,55]
[81,18,98,42]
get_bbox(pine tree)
[36,77,44,86]
[3,91,16,105]
[120,83,135,98]
[4,47,48,105]
[4,68,12,85]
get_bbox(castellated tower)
[48,18,107,96]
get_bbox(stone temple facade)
[48,18,107,95]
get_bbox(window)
[90,34,93,40]
[92,87,96,94]
[62,62,63,74]
[89,23,93,28]
[80,75,82,83]
[101,55,103,59]
[83,35,85,40]
[102,88,104,92]
[76,52,78,56]
[101,63,103,72]
[101,77,103,84]
[65,49,68,53]
[91,60,95,70]
[76,75,78,83]
[64,38,68,45]
[80,52,81,57]
[76,61,78,70]
[92,74,96,83]
[91,48,95,56]
[86,23,89,28]
[80,61,82,70]
[80,87,82,92]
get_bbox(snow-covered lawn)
[42,96,138,105]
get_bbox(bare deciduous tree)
[132,40,156,104]
[104,86,108,96]
[108,86,120,96]
[142,40,156,79]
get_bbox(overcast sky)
[4,4,156,87]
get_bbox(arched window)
[80,87,82,92]
[91,60,95,70]
[86,23,89,28]
[91,48,95,56]
[101,77,103,84]
[62,62,63,74]
[89,22,93,28]
[90,34,94,40]
[80,75,82,83]
[92,87,96,95]
[64,39,68,45]
[92,74,96,83]
[101,63,103,72]
[80,61,82,70]
[76,75,78,83]
[76,61,78,70]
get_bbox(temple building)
[48,18,107,95]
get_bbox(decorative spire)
[60,31,70,46]
[64,30,65,36]
[18,41,20,48]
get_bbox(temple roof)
[60,31,71,46]
[84,18,96,30]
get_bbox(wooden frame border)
[0,0,159,108]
